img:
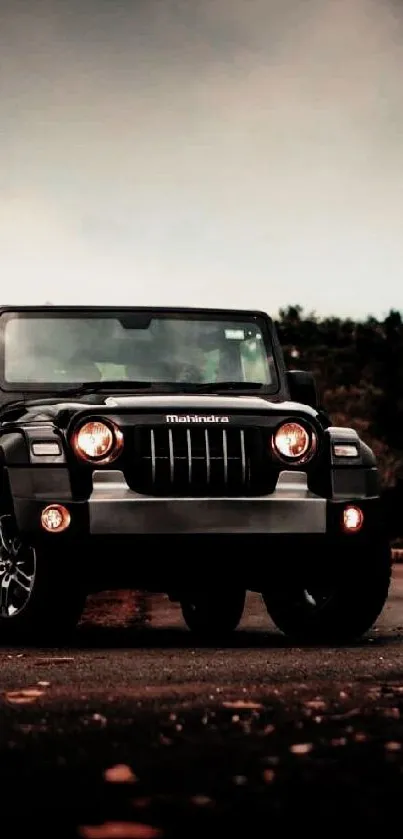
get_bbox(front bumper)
[9,469,388,590]
[11,469,384,539]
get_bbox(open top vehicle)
[0,305,392,643]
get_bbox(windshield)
[1,310,279,392]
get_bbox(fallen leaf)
[290,743,313,755]
[104,765,137,784]
[382,708,400,719]
[4,688,44,704]
[222,700,263,710]
[191,795,213,807]
[34,657,74,665]
[262,769,275,784]
[79,822,161,839]
[354,732,368,742]
[385,741,402,752]
[305,700,326,711]
[262,724,275,735]
[331,737,347,747]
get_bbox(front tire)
[0,515,87,644]
[263,541,392,644]
[180,589,246,639]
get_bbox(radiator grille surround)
[130,424,275,497]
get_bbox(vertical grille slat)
[205,429,211,485]
[134,422,270,497]
[222,429,228,485]
[240,429,246,484]
[186,429,192,483]
[168,428,175,483]
[150,429,156,483]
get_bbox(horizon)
[0,300,401,324]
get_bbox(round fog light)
[41,504,71,533]
[342,505,364,533]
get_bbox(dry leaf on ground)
[304,700,326,711]
[104,765,138,784]
[4,688,44,704]
[34,657,74,665]
[290,743,313,755]
[385,741,402,752]
[79,822,162,839]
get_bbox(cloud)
[0,0,402,315]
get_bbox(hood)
[103,392,318,418]
[0,391,319,426]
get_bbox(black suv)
[0,305,391,643]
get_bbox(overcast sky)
[1,0,402,318]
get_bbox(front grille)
[131,425,272,496]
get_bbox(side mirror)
[286,369,319,410]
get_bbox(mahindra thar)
[0,305,391,643]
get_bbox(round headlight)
[72,420,123,463]
[273,422,315,461]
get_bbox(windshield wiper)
[47,380,266,398]
[53,380,170,396]
[184,381,266,392]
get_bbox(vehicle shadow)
[73,623,403,651]
[75,623,289,650]
[2,588,401,652]
[3,622,398,652]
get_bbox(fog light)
[41,504,71,533]
[342,505,364,533]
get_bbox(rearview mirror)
[286,369,319,409]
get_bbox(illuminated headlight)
[272,421,317,462]
[71,420,123,464]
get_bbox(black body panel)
[0,304,388,581]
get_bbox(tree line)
[275,306,403,487]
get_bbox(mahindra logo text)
[165,414,230,424]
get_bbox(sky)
[1,0,403,319]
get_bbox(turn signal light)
[342,505,364,533]
[41,504,71,533]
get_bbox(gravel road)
[2,567,403,837]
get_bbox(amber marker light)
[342,505,364,533]
[41,504,71,533]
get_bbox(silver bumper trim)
[88,470,327,535]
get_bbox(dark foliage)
[275,306,403,487]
